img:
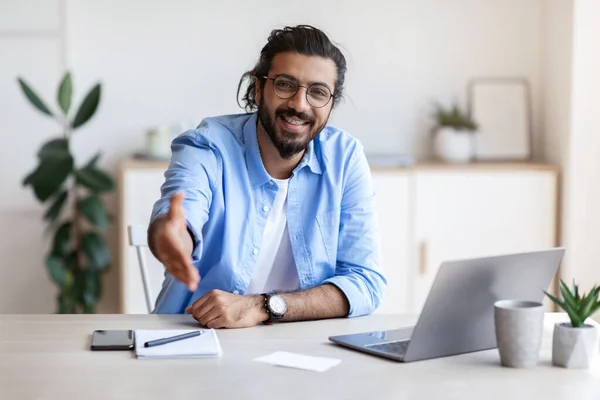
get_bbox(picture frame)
[467,78,533,161]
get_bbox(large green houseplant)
[17,72,114,313]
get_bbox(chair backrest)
[128,224,148,247]
[127,224,153,313]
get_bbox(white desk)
[1,313,598,399]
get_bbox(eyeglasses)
[262,75,334,108]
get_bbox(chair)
[127,224,154,313]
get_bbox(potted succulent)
[431,102,478,164]
[544,280,600,368]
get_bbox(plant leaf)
[79,195,109,231]
[579,289,597,321]
[433,101,477,131]
[75,166,114,192]
[46,254,73,287]
[559,279,580,312]
[573,280,580,302]
[37,138,69,159]
[57,72,72,115]
[57,293,76,314]
[65,250,78,271]
[586,285,600,318]
[72,83,101,129]
[22,168,37,186]
[44,189,68,222]
[81,269,101,312]
[543,290,567,310]
[17,78,53,117]
[52,221,71,257]
[85,152,102,168]
[546,288,583,326]
[73,269,85,302]
[82,232,110,270]
[87,269,102,300]
[83,303,95,314]
[560,299,582,327]
[27,154,74,202]
[72,268,100,312]
[569,311,584,327]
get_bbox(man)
[147,25,386,328]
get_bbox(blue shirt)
[150,112,386,317]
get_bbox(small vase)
[433,127,475,164]
[146,125,173,159]
[552,323,599,368]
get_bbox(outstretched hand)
[153,192,200,291]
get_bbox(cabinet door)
[411,170,556,313]
[120,167,167,313]
[371,171,411,314]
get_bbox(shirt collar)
[243,113,322,188]
[294,139,322,175]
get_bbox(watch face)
[269,295,287,316]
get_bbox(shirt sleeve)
[150,130,220,261]
[322,144,387,317]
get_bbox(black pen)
[144,330,204,348]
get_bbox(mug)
[146,126,172,159]
[494,300,544,368]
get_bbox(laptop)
[329,248,565,362]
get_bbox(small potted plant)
[431,102,478,164]
[544,279,600,369]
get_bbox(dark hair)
[236,25,347,112]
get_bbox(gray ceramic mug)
[494,300,545,368]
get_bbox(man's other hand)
[185,290,268,328]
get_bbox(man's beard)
[257,100,328,160]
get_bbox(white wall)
[540,0,573,168]
[0,0,65,313]
[562,0,600,296]
[539,0,573,295]
[64,0,545,165]
[0,0,551,313]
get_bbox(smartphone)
[90,330,135,350]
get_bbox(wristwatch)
[262,293,287,324]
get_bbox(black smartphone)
[90,330,135,350]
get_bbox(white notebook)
[134,329,222,359]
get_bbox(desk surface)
[1,313,598,399]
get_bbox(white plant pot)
[552,323,599,369]
[433,127,475,164]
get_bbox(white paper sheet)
[254,351,341,372]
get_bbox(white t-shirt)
[245,178,300,295]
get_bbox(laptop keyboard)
[366,340,410,355]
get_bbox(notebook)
[134,329,222,359]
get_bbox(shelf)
[120,158,559,174]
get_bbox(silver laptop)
[329,248,565,362]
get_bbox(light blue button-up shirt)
[150,112,386,317]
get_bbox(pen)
[144,330,204,348]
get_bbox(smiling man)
[147,25,386,328]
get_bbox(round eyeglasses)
[263,75,334,108]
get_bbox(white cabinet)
[409,169,557,313]
[118,161,558,315]
[118,164,167,314]
[372,172,411,314]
